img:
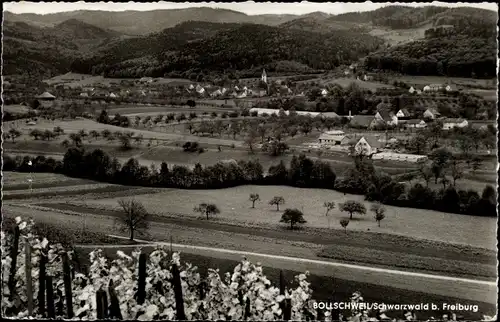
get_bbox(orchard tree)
[8,128,21,143]
[339,200,366,220]
[194,203,220,220]
[370,203,386,227]
[116,199,150,241]
[430,148,452,184]
[418,164,433,187]
[29,129,43,140]
[280,208,307,230]
[449,158,464,186]
[249,193,260,208]
[323,202,335,216]
[269,196,285,211]
[340,219,349,234]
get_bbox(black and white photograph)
[1,1,498,320]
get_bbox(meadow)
[71,184,496,250]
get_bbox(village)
[4,67,495,168]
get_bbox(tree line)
[3,149,496,218]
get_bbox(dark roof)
[377,110,393,121]
[350,115,374,127]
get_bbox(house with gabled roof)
[354,136,382,156]
[375,111,398,126]
[423,108,441,120]
[396,109,411,119]
[401,119,427,129]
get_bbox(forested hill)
[362,7,497,78]
[2,20,122,77]
[70,23,385,78]
[3,8,299,35]
[329,5,496,30]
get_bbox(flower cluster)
[1,217,488,321]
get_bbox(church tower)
[261,69,267,83]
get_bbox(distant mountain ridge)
[2,5,497,78]
[3,7,299,35]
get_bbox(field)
[42,73,191,87]
[369,25,428,46]
[320,77,394,90]
[3,104,31,113]
[387,75,495,90]
[66,185,496,249]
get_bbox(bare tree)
[249,193,260,208]
[116,199,149,241]
[269,196,285,211]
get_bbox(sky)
[4,1,498,16]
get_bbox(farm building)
[35,92,56,108]
[196,85,205,95]
[423,84,444,92]
[442,118,469,130]
[375,111,398,126]
[469,120,496,130]
[372,152,428,163]
[353,136,382,156]
[321,112,341,119]
[423,108,441,120]
[318,132,348,145]
[249,108,320,118]
[401,119,427,129]
[396,109,412,119]
[139,77,153,83]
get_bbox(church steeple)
[261,69,267,83]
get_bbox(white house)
[344,70,350,76]
[363,75,373,81]
[109,93,119,98]
[261,69,267,83]
[423,84,444,92]
[403,119,427,129]
[80,92,89,97]
[139,77,153,83]
[445,85,453,92]
[396,109,411,119]
[353,136,381,156]
[196,85,205,94]
[408,86,415,94]
[188,84,195,90]
[442,118,468,130]
[321,89,328,96]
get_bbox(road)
[4,203,497,305]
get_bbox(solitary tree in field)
[116,199,150,241]
[339,200,366,220]
[194,203,220,220]
[61,139,70,148]
[280,208,307,230]
[269,196,285,211]
[89,130,100,142]
[119,135,132,150]
[249,193,260,208]
[449,159,464,186]
[8,128,21,143]
[29,129,43,140]
[323,202,336,216]
[340,219,349,234]
[323,201,336,228]
[370,203,386,227]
